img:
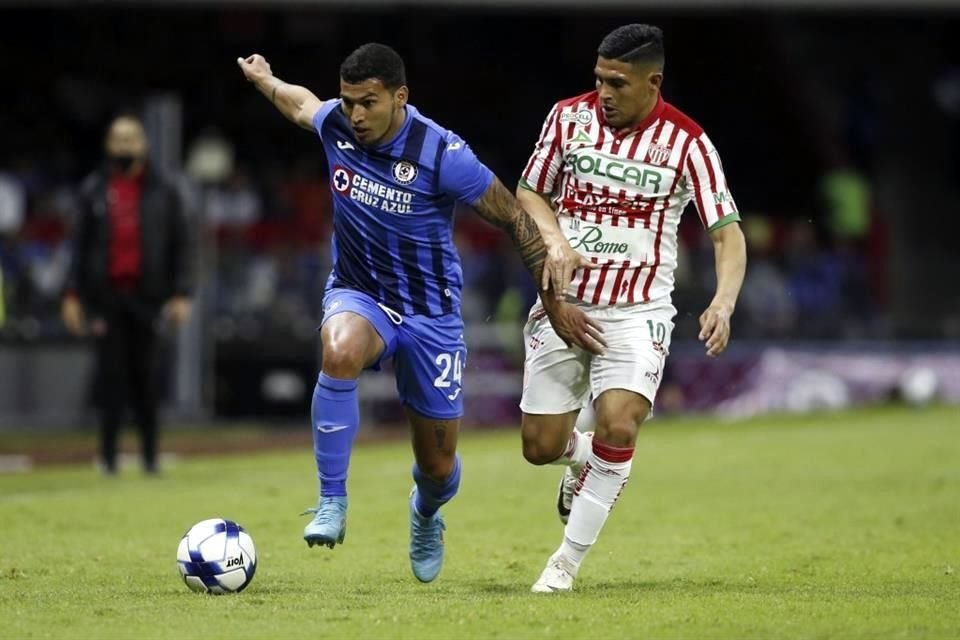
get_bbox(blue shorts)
[321,288,466,420]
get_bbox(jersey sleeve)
[684,132,741,231]
[437,134,495,206]
[312,100,343,141]
[519,103,563,195]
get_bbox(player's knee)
[596,419,639,448]
[321,344,365,379]
[417,456,455,482]
[520,419,567,465]
[521,436,562,465]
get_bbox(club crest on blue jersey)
[392,160,418,185]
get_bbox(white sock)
[550,430,594,471]
[558,439,633,569]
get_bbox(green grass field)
[2,406,959,639]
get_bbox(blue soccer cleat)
[302,496,347,548]
[408,488,446,583]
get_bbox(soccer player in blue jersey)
[237,44,603,583]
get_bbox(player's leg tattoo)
[408,411,459,480]
[408,411,461,518]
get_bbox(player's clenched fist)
[236,54,273,83]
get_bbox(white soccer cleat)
[531,553,577,593]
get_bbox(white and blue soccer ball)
[177,518,257,594]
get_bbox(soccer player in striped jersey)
[237,44,599,584]
[517,24,748,592]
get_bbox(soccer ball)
[176,518,257,594]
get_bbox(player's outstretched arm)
[517,186,592,301]
[474,177,605,354]
[699,222,747,358]
[473,177,548,285]
[237,54,323,131]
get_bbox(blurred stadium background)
[1,0,959,449]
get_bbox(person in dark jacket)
[62,114,193,474]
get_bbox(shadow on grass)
[469,581,520,595]
[463,577,757,598]
[586,578,741,596]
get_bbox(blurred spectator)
[818,151,879,334]
[0,172,26,234]
[784,219,869,338]
[205,169,262,228]
[282,156,331,246]
[821,163,871,242]
[0,266,5,328]
[0,171,25,329]
[185,129,235,185]
[739,216,796,337]
[62,114,193,474]
[785,220,836,336]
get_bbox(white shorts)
[520,299,676,415]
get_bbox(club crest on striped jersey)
[392,160,418,185]
[560,110,594,125]
[646,142,672,166]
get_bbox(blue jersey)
[313,101,494,317]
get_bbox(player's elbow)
[516,184,538,207]
[295,108,316,131]
[711,220,745,247]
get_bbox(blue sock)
[412,455,461,518]
[311,373,359,498]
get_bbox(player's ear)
[648,71,664,91]
[394,85,409,108]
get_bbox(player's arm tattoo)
[473,178,547,286]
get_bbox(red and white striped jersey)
[521,91,739,306]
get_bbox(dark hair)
[340,43,407,90]
[598,24,665,67]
